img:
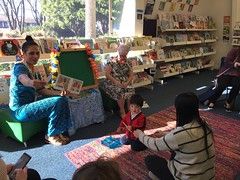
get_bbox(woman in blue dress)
[9,36,71,146]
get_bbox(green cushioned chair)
[0,109,47,147]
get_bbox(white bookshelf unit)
[154,29,216,80]
[232,28,240,46]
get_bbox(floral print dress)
[102,58,135,101]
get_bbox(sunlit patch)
[196,86,207,91]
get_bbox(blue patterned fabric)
[68,89,104,135]
[9,62,71,136]
[9,63,35,111]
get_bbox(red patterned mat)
[65,107,240,180]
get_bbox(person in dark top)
[206,47,240,111]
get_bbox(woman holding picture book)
[9,36,71,146]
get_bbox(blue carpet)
[1,70,239,180]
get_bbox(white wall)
[232,0,240,25]
[138,0,233,69]
[195,0,232,69]
[119,0,145,37]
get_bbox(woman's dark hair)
[129,94,144,107]
[22,35,39,53]
[72,157,122,180]
[175,92,213,157]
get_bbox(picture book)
[54,74,83,95]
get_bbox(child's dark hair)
[72,157,122,180]
[129,94,144,107]
[22,35,39,53]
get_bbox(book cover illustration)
[54,74,83,95]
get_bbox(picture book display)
[54,74,83,95]
[0,39,20,56]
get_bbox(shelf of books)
[130,74,153,88]
[182,67,198,74]
[153,13,217,81]
[162,29,217,32]
[232,25,240,46]
[0,53,51,63]
[94,36,156,89]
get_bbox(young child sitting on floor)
[116,94,147,151]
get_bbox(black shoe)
[224,102,232,112]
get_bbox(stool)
[0,109,47,147]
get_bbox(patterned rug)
[65,107,240,180]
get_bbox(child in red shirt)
[117,94,147,151]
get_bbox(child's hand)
[116,127,124,133]
[126,126,132,132]
[133,129,142,138]
[154,130,166,137]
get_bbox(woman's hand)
[60,90,69,96]
[6,164,14,173]
[234,62,240,68]
[33,80,46,89]
[133,129,143,138]
[14,167,28,180]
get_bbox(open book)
[54,74,83,95]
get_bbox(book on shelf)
[157,49,165,60]
[38,38,58,53]
[107,38,119,49]
[0,39,20,56]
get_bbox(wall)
[196,0,232,69]
[137,0,233,69]
[232,0,240,26]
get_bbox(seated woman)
[9,36,71,146]
[101,44,134,118]
[206,47,240,111]
[134,92,215,180]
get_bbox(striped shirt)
[138,120,215,180]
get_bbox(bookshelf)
[153,14,217,80]
[94,36,156,89]
[232,28,240,46]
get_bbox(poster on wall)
[169,2,177,11]
[136,9,144,20]
[223,16,231,42]
[179,3,185,11]
[145,0,155,15]
[188,4,193,12]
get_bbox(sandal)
[59,134,70,142]
[45,135,66,146]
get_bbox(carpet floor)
[65,107,240,180]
